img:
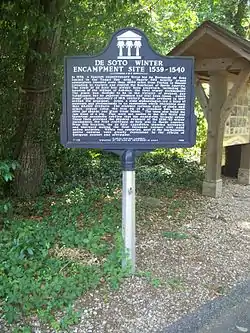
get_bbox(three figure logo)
[116,31,142,59]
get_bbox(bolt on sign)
[60,28,196,273]
[61,28,196,149]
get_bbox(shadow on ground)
[162,279,250,333]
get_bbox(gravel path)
[161,278,250,333]
[2,178,250,332]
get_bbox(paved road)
[160,280,250,333]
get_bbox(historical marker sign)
[61,28,196,150]
[61,28,196,273]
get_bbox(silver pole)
[122,169,136,273]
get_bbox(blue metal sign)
[61,28,196,150]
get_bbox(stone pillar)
[202,72,228,197]
[238,143,250,184]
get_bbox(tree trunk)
[13,0,64,198]
[233,0,248,37]
[226,0,248,38]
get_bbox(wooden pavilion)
[169,20,250,197]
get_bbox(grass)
[162,231,189,240]
[166,277,185,290]
[137,271,185,291]
[0,153,204,331]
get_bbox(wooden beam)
[208,30,250,61]
[202,72,227,197]
[195,77,208,120]
[195,57,249,72]
[221,66,250,124]
[196,58,233,71]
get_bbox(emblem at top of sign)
[117,30,142,59]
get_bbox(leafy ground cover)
[0,152,204,332]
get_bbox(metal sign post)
[121,150,136,273]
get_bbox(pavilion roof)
[168,20,250,79]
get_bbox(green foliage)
[0,183,131,330]
[44,149,121,193]
[103,232,130,289]
[0,160,18,185]
[0,160,18,219]
[137,271,185,290]
[136,150,204,197]
[189,0,250,38]
[140,0,199,54]
[143,0,250,56]
[0,151,203,330]
[166,277,185,290]
[44,147,204,199]
[195,101,208,146]
[137,271,163,288]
